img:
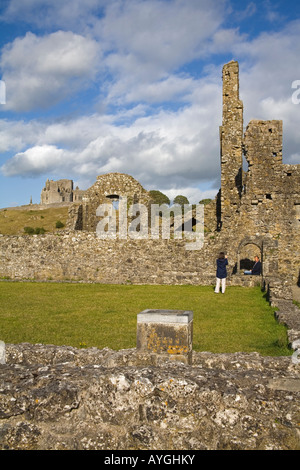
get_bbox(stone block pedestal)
[136,309,193,364]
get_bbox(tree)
[199,198,212,206]
[149,190,170,206]
[173,195,189,206]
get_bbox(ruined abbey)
[1,61,299,291]
[23,60,298,290]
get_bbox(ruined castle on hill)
[1,60,300,290]
[40,178,86,204]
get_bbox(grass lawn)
[0,206,69,235]
[0,281,292,356]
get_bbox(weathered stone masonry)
[218,61,300,287]
[0,343,299,450]
[0,231,224,286]
[41,178,85,204]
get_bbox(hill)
[0,205,69,235]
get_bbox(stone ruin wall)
[241,119,300,285]
[0,232,224,286]
[78,172,153,232]
[218,61,300,286]
[1,343,299,450]
[0,225,288,287]
[40,179,74,205]
[219,58,244,225]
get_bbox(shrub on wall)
[55,220,65,229]
[24,226,46,235]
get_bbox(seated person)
[244,256,261,275]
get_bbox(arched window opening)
[238,242,262,273]
[106,194,120,211]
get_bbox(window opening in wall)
[295,204,300,224]
[238,243,262,273]
[112,200,119,211]
[242,154,248,170]
[106,194,120,211]
[266,194,272,200]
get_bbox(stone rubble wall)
[0,226,298,285]
[263,277,300,347]
[79,173,152,232]
[0,231,217,285]
[0,343,299,450]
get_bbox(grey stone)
[1,343,300,450]
[0,341,5,364]
[137,309,193,324]
[136,309,193,365]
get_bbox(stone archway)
[77,173,152,232]
[237,237,263,274]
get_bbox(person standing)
[215,252,228,294]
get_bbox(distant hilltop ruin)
[40,178,86,205]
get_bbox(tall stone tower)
[219,60,244,228]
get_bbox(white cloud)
[1,145,68,176]
[92,0,232,106]
[0,119,44,153]
[0,0,108,30]
[98,0,226,65]
[232,20,300,164]
[0,1,233,112]
[106,74,198,106]
[0,30,100,111]
[0,75,222,198]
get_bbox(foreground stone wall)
[0,343,299,450]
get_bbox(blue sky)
[0,0,300,208]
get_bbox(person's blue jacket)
[216,258,228,279]
[252,260,261,275]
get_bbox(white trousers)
[215,277,226,293]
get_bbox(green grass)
[0,282,292,356]
[0,207,69,235]
[294,299,300,309]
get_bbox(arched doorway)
[237,238,263,275]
